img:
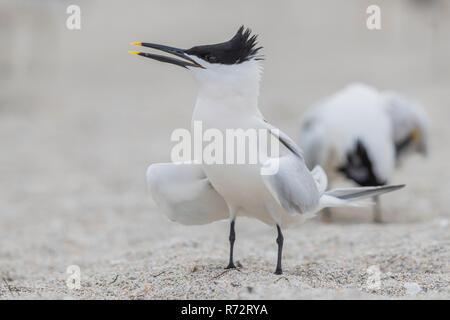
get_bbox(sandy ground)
[0,0,449,299]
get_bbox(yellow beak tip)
[131,42,142,46]
[128,51,139,55]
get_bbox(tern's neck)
[194,61,262,116]
[197,81,260,113]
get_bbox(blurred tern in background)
[130,28,404,274]
[300,83,428,223]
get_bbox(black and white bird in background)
[300,83,429,223]
[130,27,404,274]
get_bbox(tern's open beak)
[129,42,204,69]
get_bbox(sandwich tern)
[300,83,427,222]
[130,28,405,274]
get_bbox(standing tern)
[300,83,428,222]
[130,27,404,274]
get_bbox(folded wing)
[261,155,321,216]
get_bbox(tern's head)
[129,26,263,85]
[380,91,430,158]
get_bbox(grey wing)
[324,184,405,201]
[262,118,304,158]
[259,118,321,215]
[146,163,229,225]
[261,155,321,215]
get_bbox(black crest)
[185,26,263,65]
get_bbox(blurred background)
[0,0,449,299]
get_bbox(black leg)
[373,195,382,223]
[322,181,333,223]
[225,220,236,269]
[274,224,284,275]
[321,207,332,223]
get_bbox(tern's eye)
[204,54,217,63]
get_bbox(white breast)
[192,88,304,226]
